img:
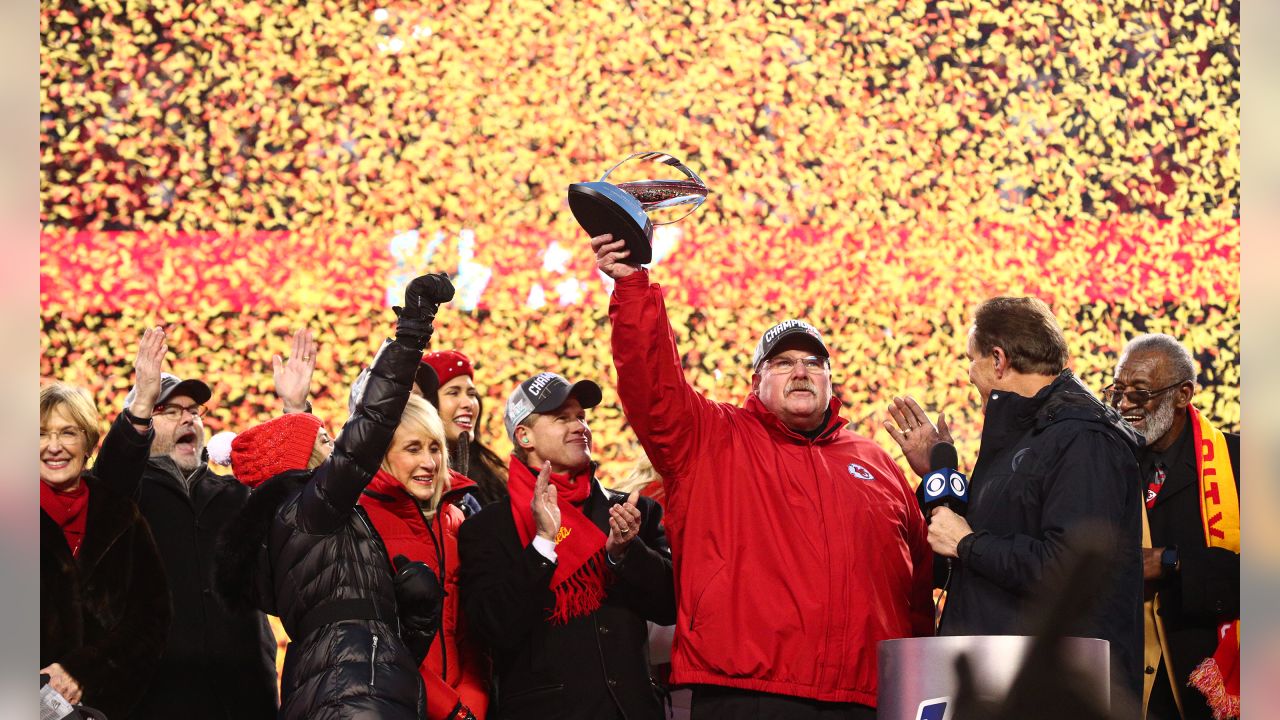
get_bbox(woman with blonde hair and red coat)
[359,394,490,720]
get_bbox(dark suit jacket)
[1143,416,1240,720]
[458,476,675,720]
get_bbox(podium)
[877,635,1111,720]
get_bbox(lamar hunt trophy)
[567,151,710,264]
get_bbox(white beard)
[1140,395,1178,447]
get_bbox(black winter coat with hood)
[216,338,427,720]
[939,370,1146,706]
[97,433,278,719]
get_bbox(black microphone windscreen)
[929,441,959,471]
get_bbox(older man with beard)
[594,234,933,719]
[99,329,320,719]
[1110,334,1240,720]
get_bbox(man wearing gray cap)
[105,333,283,719]
[593,234,933,719]
[458,371,675,720]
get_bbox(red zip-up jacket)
[609,271,933,706]
[361,470,490,719]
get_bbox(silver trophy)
[567,151,710,264]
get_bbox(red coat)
[361,470,489,719]
[609,271,934,706]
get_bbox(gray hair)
[1119,334,1197,385]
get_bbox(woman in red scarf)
[359,395,490,720]
[40,328,172,718]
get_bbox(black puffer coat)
[218,339,428,720]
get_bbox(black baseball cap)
[504,372,603,440]
[124,372,212,409]
[751,319,829,370]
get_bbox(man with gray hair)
[1109,334,1240,720]
[594,233,933,718]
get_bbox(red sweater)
[360,470,489,719]
[609,271,933,706]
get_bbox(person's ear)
[1174,381,1196,409]
[516,428,532,447]
[992,347,1008,378]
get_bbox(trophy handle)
[601,152,710,225]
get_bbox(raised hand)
[591,234,640,280]
[531,462,562,542]
[883,395,953,477]
[129,326,168,418]
[274,327,318,413]
[402,272,456,316]
[395,272,455,350]
[605,489,642,562]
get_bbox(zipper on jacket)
[370,633,379,687]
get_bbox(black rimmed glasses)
[154,402,209,420]
[1101,381,1186,407]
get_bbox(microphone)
[920,441,968,516]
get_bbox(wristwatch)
[1160,545,1180,575]
[121,406,152,427]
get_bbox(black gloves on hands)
[394,272,456,350]
[392,554,445,664]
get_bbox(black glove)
[392,554,445,664]
[394,273,456,350]
[454,493,482,518]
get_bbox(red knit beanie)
[231,413,324,488]
[421,350,474,387]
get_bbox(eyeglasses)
[1101,382,1186,407]
[40,428,85,446]
[761,355,830,375]
[154,403,209,420]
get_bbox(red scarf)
[41,480,90,556]
[507,457,610,624]
[360,469,443,570]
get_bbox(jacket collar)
[745,394,847,444]
[147,456,238,513]
[40,476,136,576]
[1140,410,1198,506]
[981,370,1143,453]
[441,470,478,506]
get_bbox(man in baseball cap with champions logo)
[457,370,675,720]
[593,232,934,719]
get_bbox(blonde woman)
[213,272,454,720]
[360,396,488,720]
[41,331,171,718]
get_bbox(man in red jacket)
[592,234,934,719]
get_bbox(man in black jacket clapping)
[458,372,675,720]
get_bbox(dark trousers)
[1147,662,1213,720]
[690,685,877,720]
